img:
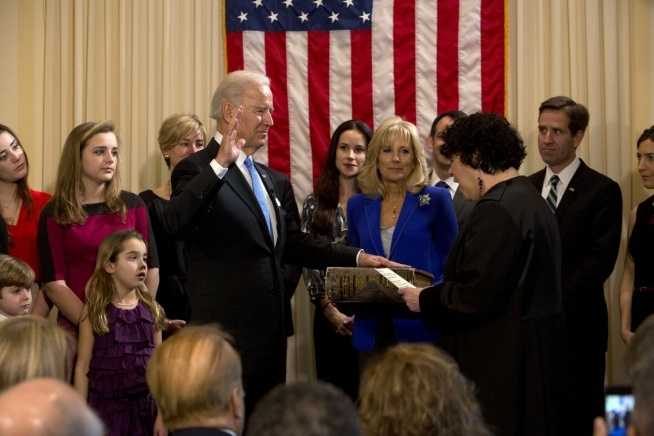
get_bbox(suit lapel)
[224,163,275,249]
[364,198,384,256]
[389,192,417,259]
[257,163,283,243]
[556,160,586,217]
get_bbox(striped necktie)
[547,174,560,212]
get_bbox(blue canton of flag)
[226,0,373,32]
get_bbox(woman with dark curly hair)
[399,112,566,436]
[359,343,491,436]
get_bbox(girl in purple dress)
[74,230,165,436]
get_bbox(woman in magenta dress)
[75,230,165,436]
[0,124,51,314]
[38,121,159,335]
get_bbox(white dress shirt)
[540,157,580,208]
[208,131,278,244]
[435,176,459,200]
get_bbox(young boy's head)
[0,255,35,318]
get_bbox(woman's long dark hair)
[0,124,33,211]
[311,120,372,237]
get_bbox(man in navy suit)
[429,111,475,229]
[163,70,394,415]
[529,96,622,435]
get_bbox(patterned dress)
[301,193,359,400]
[88,301,157,436]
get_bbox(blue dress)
[346,186,458,351]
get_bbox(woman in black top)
[620,125,654,341]
[140,114,206,322]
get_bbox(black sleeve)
[0,218,8,254]
[419,202,523,321]
[161,157,223,237]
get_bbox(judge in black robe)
[400,113,567,436]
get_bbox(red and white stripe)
[226,0,505,203]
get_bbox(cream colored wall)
[0,0,224,193]
[0,0,652,384]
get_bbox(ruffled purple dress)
[88,302,157,436]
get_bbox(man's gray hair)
[209,70,270,121]
[51,394,105,436]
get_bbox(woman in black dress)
[140,114,206,322]
[301,119,371,400]
[400,113,567,436]
[620,125,654,342]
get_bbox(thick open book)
[325,267,433,304]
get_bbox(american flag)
[225,0,506,202]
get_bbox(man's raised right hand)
[214,106,246,167]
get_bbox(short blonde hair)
[0,316,73,391]
[157,114,207,167]
[146,325,242,429]
[359,344,491,436]
[357,117,428,196]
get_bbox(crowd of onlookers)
[1,317,654,435]
[0,67,652,435]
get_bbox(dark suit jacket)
[267,168,302,337]
[452,187,475,230]
[164,137,358,410]
[529,159,622,350]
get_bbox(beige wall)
[0,0,652,384]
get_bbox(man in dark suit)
[164,70,393,414]
[529,96,622,435]
[429,111,475,228]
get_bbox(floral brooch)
[418,193,431,206]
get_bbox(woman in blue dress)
[347,116,458,353]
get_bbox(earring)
[477,177,484,196]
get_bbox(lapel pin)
[418,193,430,206]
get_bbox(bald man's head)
[0,378,104,436]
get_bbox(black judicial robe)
[419,176,567,436]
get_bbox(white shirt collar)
[435,176,458,199]
[545,157,580,188]
[541,157,580,206]
[213,131,223,144]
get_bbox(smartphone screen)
[605,386,634,436]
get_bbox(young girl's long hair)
[52,121,126,225]
[85,230,165,335]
